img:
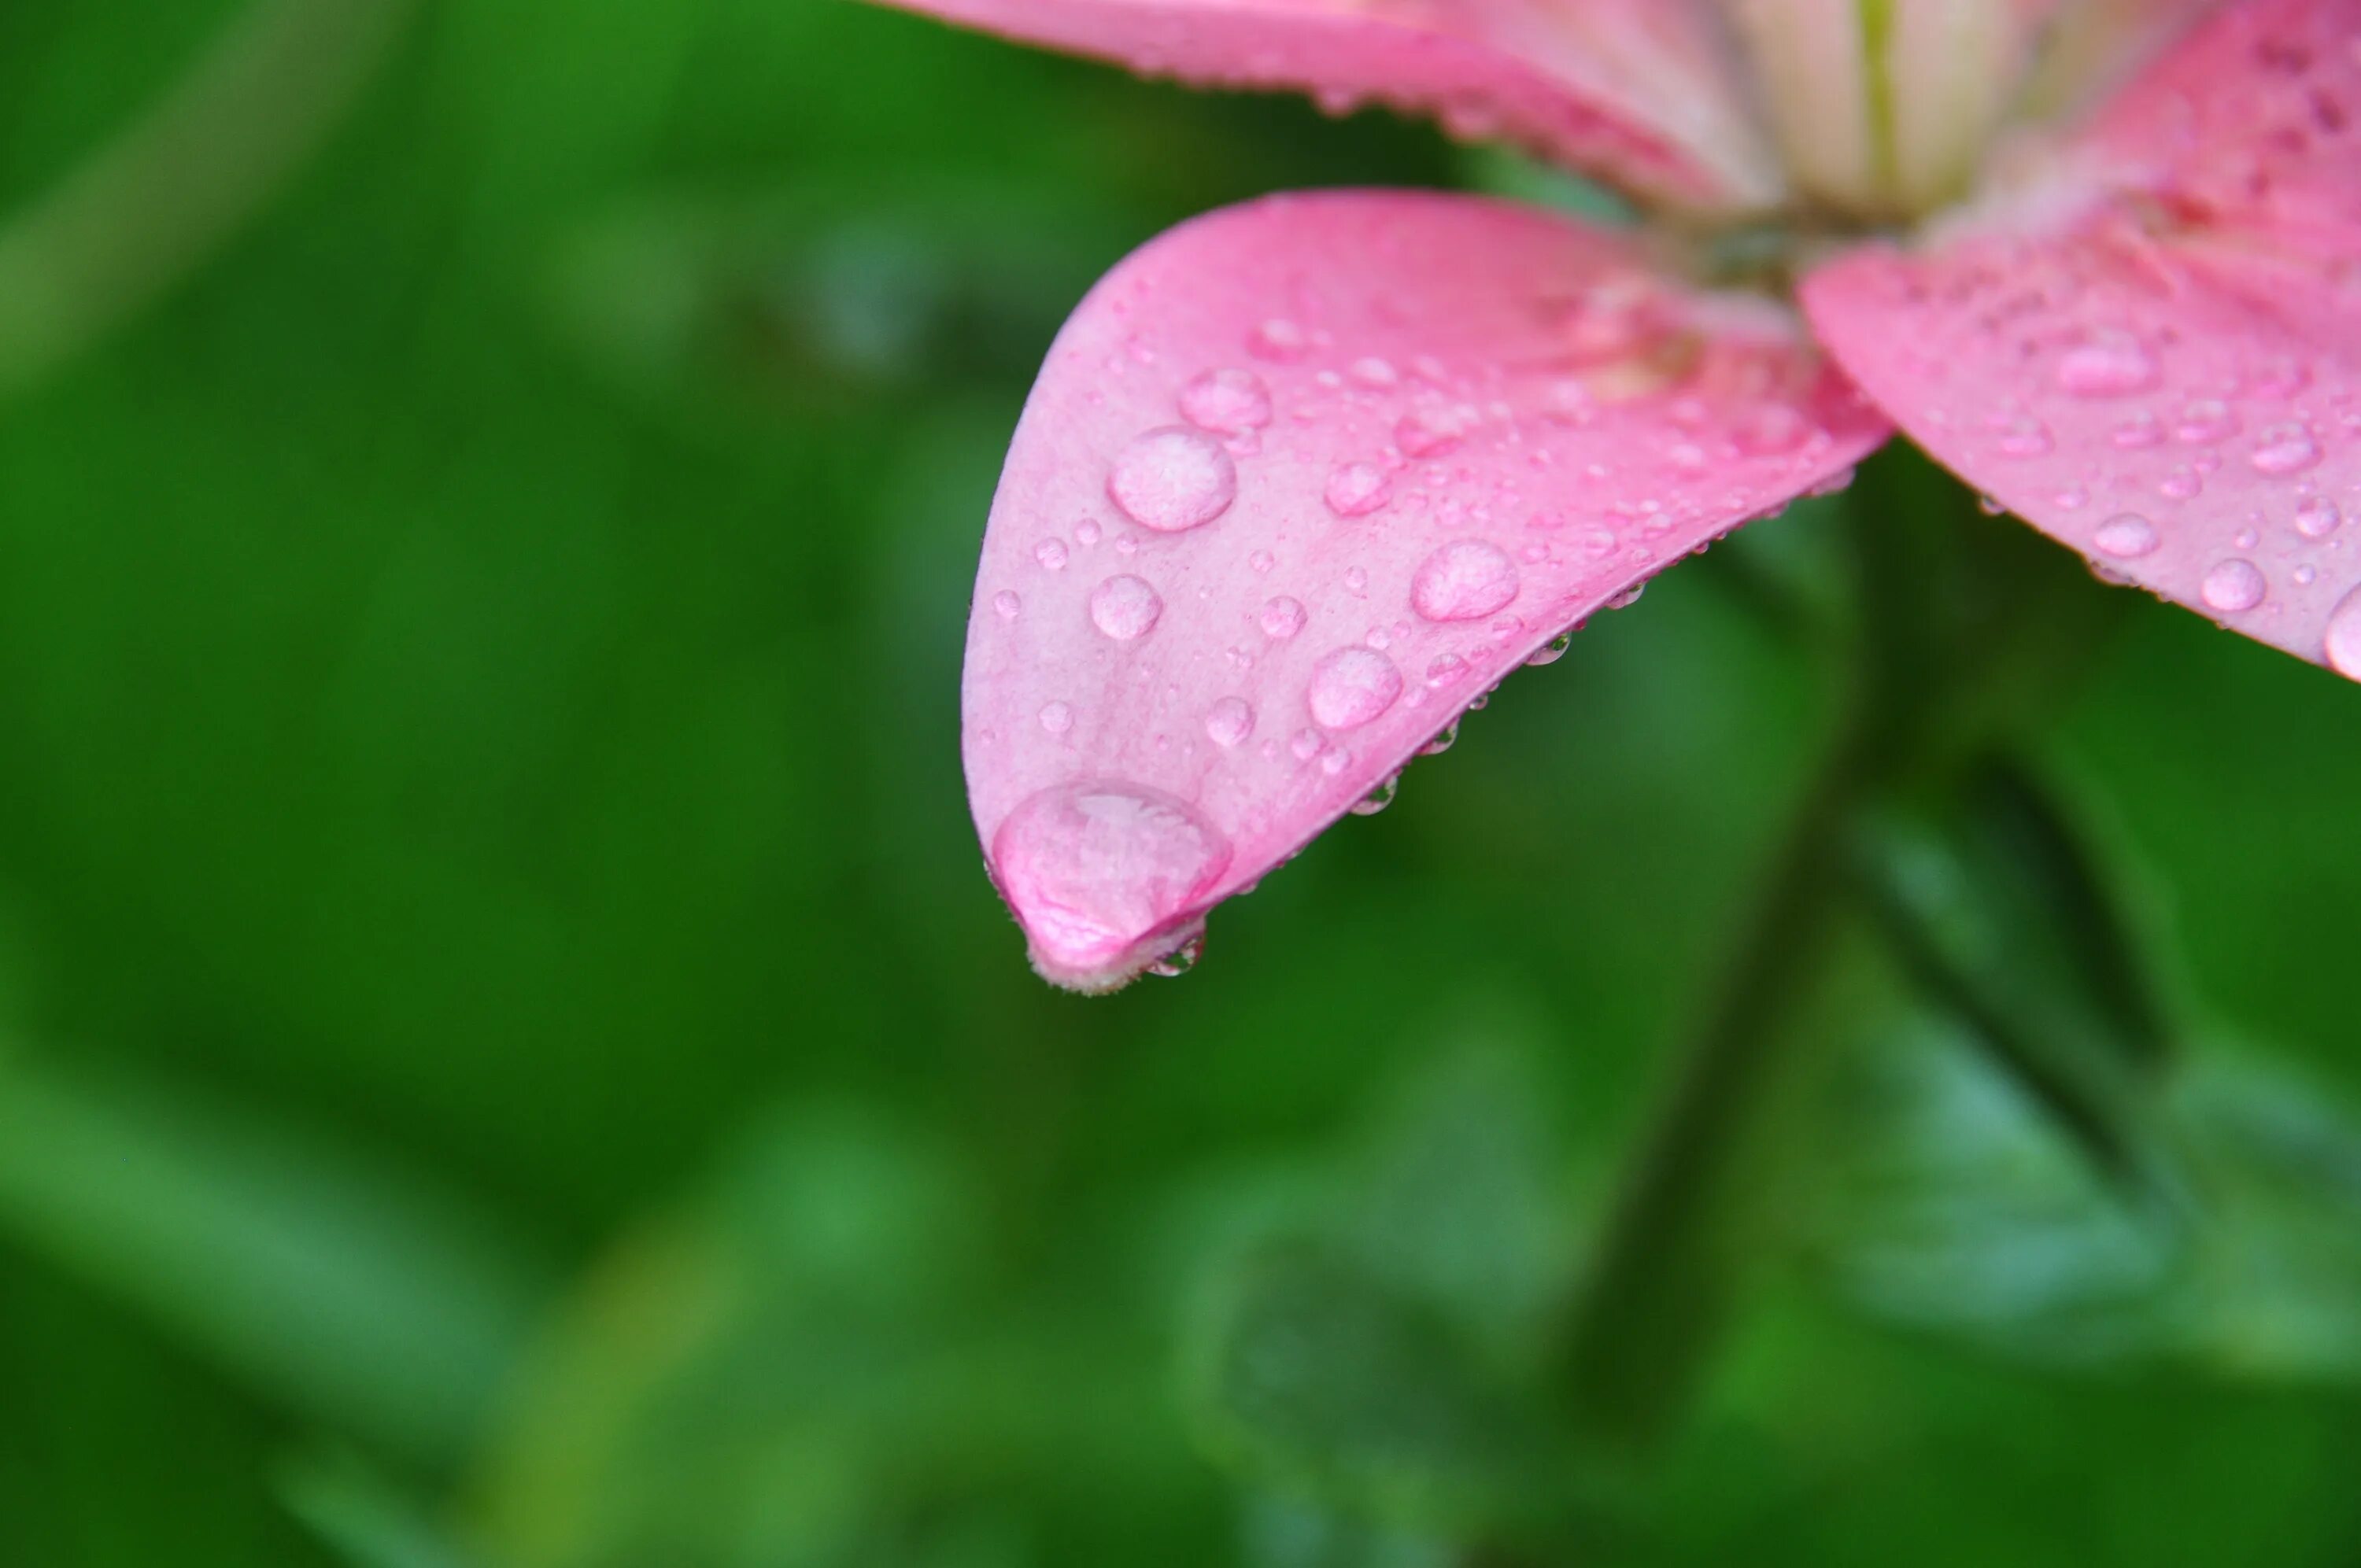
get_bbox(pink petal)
[964,192,1887,990]
[1803,0,2361,681]
[864,0,1779,212]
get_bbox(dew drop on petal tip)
[992,781,1231,980]
[2093,512,2160,559]
[1108,427,1237,533]
[2200,558,2267,614]
[1088,574,1164,640]
[1307,646,1402,730]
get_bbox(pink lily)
[874,0,2359,991]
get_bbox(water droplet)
[1325,462,1392,518]
[2093,512,2160,558]
[1395,409,1466,459]
[2200,557,2267,613]
[1089,574,1165,640]
[1249,549,1276,574]
[1809,466,1857,497]
[2251,422,2322,475]
[1424,653,1469,687]
[2173,398,2238,443]
[1996,415,2053,457]
[2158,467,2204,500]
[992,590,1022,620]
[1307,646,1402,729]
[1179,367,1274,435]
[1038,700,1074,735]
[2326,585,2361,678]
[1351,773,1400,814]
[1147,933,1204,978]
[1290,728,1324,761]
[1109,428,1237,533]
[1410,540,1520,622]
[1036,539,1069,570]
[2112,412,2166,448]
[1525,630,1573,666]
[1204,696,1255,748]
[1419,718,1460,754]
[1350,356,1398,389]
[2294,495,2344,537]
[991,781,1231,976]
[1249,318,1310,361]
[1075,518,1102,546]
[1605,581,1646,611]
[1260,595,1307,639]
[1343,566,1369,596]
[2056,336,2160,397]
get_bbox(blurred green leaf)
[0,1056,551,1463]
[1184,1241,1562,1532]
[1850,754,2179,1197]
[279,1450,480,1568]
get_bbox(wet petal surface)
[965,192,1887,988]
[1805,0,2361,680]
[865,0,1779,211]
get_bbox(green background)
[0,2,2356,1564]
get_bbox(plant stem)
[1552,695,1872,1447]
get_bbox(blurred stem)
[0,0,414,400]
[1551,448,2126,1449]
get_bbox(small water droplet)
[2200,557,2267,612]
[1325,462,1392,518]
[1074,518,1102,547]
[1395,409,1467,459]
[1290,728,1323,761]
[2093,511,2160,558]
[1350,772,1400,814]
[1424,653,1469,687]
[2056,336,2160,397]
[1260,596,1306,639]
[1089,574,1165,640]
[1147,933,1204,978]
[1109,428,1237,533]
[2326,586,2361,678]
[1419,718,1460,755]
[1179,368,1274,435]
[2251,422,2322,475]
[1343,566,1369,596]
[2295,495,2344,537]
[2173,398,2238,443]
[1249,319,1310,360]
[1307,646,1403,729]
[1204,696,1255,747]
[1038,701,1074,735]
[1036,539,1069,570]
[1410,540,1520,622]
[1524,629,1573,666]
[2112,412,2166,448]
[1350,356,1398,389]
[1249,549,1276,574]
[992,590,1022,620]
[2158,466,2204,500]
[1996,415,2053,457]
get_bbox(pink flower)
[878,0,2360,990]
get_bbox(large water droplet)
[1410,540,1520,622]
[1325,462,1392,518]
[991,781,1232,978]
[1204,696,1255,748]
[2325,585,2361,679]
[2251,422,2323,475]
[1089,574,1165,640]
[1307,646,1402,729]
[1108,427,1237,533]
[1260,595,1307,640]
[2056,336,2160,397]
[2200,557,2267,613]
[1180,368,1274,435]
[2093,512,2160,558]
